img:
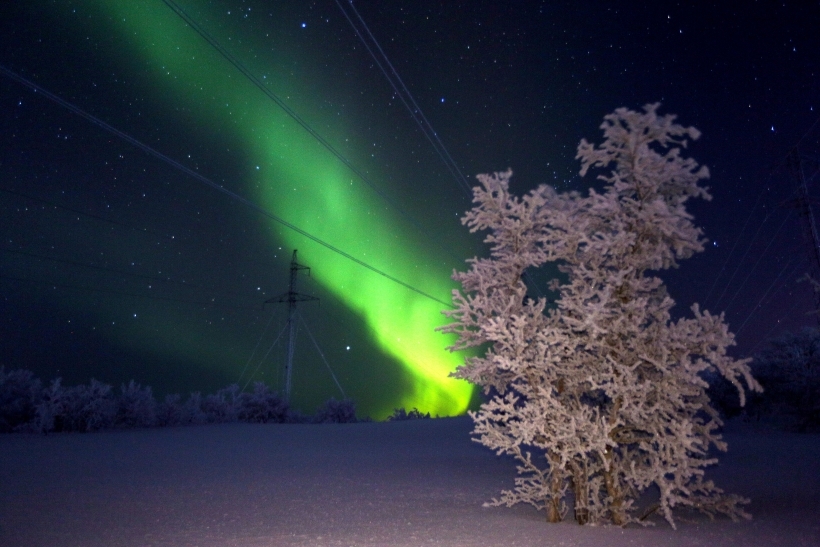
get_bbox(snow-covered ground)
[1,417,818,547]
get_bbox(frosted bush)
[30,378,64,434]
[203,384,241,423]
[238,382,289,423]
[116,380,157,428]
[59,379,117,432]
[314,397,358,423]
[752,327,820,431]
[181,392,209,425]
[156,393,185,427]
[1,371,373,431]
[0,367,42,432]
[387,407,431,421]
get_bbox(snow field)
[1,417,818,546]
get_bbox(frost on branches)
[440,104,761,528]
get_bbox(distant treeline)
[0,369,430,434]
[709,327,820,432]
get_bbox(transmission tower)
[264,249,318,401]
[787,147,820,321]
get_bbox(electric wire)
[0,64,453,309]
[711,204,783,311]
[236,308,276,388]
[159,1,461,267]
[335,0,572,298]
[0,273,259,310]
[334,0,473,197]
[0,186,177,241]
[1,185,285,273]
[336,2,557,300]
[733,255,805,338]
[333,1,561,298]
[708,118,820,313]
[793,113,820,151]
[747,295,808,356]
[1,248,251,299]
[297,309,346,398]
[242,321,289,391]
[721,210,795,315]
[703,189,766,308]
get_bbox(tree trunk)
[570,459,590,525]
[605,398,627,525]
[546,453,564,523]
[603,451,627,525]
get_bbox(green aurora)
[71,1,475,417]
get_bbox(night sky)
[1,1,818,419]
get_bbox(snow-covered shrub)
[441,105,761,527]
[387,407,431,421]
[752,327,820,431]
[58,379,117,432]
[115,380,157,428]
[156,393,185,427]
[285,409,312,423]
[314,397,358,423]
[181,392,209,425]
[202,384,241,423]
[0,367,42,432]
[29,377,64,434]
[238,382,289,423]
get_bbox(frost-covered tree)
[203,384,242,423]
[59,379,117,432]
[0,367,42,432]
[441,104,761,527]
[237,382,289,423]
[116,380,157,428]
[751,327,820,431]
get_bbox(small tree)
[441,104,761,527]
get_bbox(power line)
[331,3,556,296]
[710,205,783,311]
[236,308,277,388]
[706,118,820,312]
[747,296,807,356]
[0,186,177,241]
[159,1,460,266]
[793,113,820,152]
[720,210,795,315]
[733,255,805,338]
[0,273,258,311]
[334,0,473,197]
[298,309,346,399]
[241,321,289,391]
[1,247,250,299]
[702,189,766,308]
[0,64,453,309]
[787,147,820,321]
[1,186,287,274]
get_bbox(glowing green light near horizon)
[88,1,473,417]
